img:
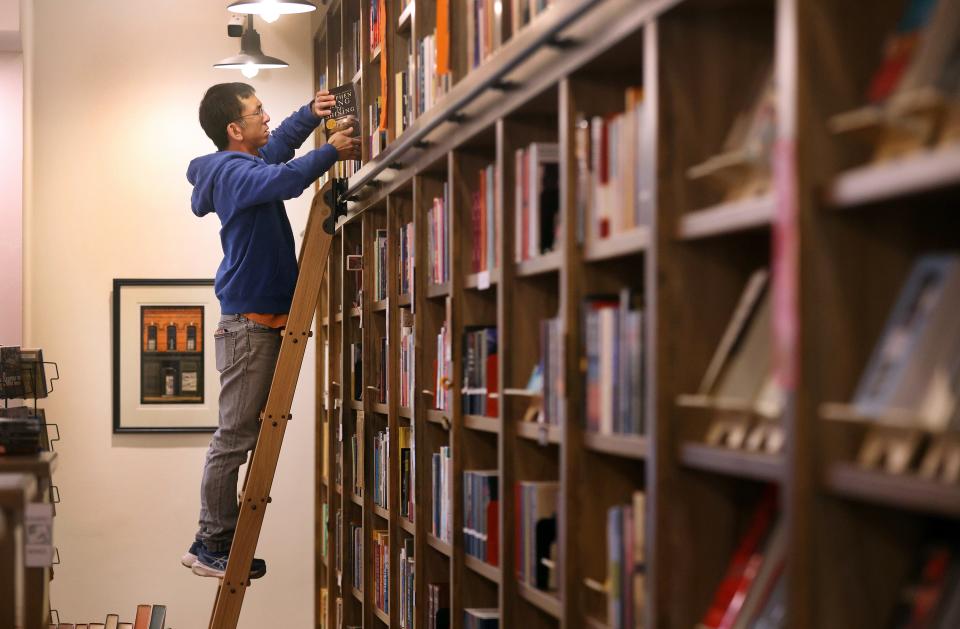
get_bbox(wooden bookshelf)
[314,1,960,628]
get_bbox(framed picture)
[112,279,219,433]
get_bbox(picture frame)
[112,279,219,433]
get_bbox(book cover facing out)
[327,83,358,131]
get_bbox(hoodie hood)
[186,151,258,217]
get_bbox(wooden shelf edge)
[465,269,500,290]
[427,282,451,299]
[517,581,562,618]
[373,299,388,311]
[464,554,502,583]
[516,421,561,444]
[399,517,416,534]
[827,145,960,208]
[399,406,414,419]
[398,293,412,306]
[398,1,414,31]
[679,442,783,482]
[427,533,453,556]
[677,195,774,241]
[427,409,451,428]
[583,432,648,460]
[516,251,563,277]
[351,586,363,602]
[351,493,363,507]
[373,504,390,520]
[825,462,960,519]
[374,606,390,625]
[584,226,651,261]
[372,402,389,415]
[464,414,500,434]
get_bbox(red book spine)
[485,352,498,417]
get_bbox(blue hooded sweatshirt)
[187,103,338,315]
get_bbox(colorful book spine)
[584,291,644,436]
[435,322,452,411]
[400,323,415,409]
[373,529,389,612]
[432,446,453,542]
[606,492,646,629]
[374,427,389,509]
[463,470,500,565]
[462,327,499,417]
[514,143,561,262]
[399,221,415,297]
[428,188,451,284]
[399,538,416,628]
[471,164,498,274]
[399,426,414,521]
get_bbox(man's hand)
[313,90,336,119]
[328,123,362,161]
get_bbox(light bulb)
[242,63,260,78]
[261,0,280,22]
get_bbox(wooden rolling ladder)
[207,180,346,629]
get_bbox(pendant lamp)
[227,0,317,23]
[214,15,288,78]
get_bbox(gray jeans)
[196,314,281,552]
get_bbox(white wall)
[0,51,22,346]
[23,2,320,626]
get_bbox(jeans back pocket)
[214,329,236,373]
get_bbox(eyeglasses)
[234,106,265,123]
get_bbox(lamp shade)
[214,17,288,74]
[226,0,317,16]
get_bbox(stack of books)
[516,481,559,590]
[584,289,644,436]
[462,327,498,417]
[515,143,560,262]
[432,446,453,542]
[428,187,451,285]
[399,538,416,628]
[399,221,415,297]
[606,492,646,629]
[399,426,414,521]
[373,529,389,613]
[373,427,389,509]
[463,470,499,565]
[575,87,647,243]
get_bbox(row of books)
[399,537,416,628]
[432,446,453,542]
[374,229,388,301]
[377,337,388,405]
[351,342,363,401]
[434,323,453,412]
[373,427,389,509]
[575,87,648,244]
[400,323,415,409]
[585,290,644,436]
[539,317,565,426]
[463,470,499,565]
[607,492,646,629]
[336,510,344,574]
[427,582,451,629]
[516,481,558,590]
[514,143,560,263]
[370,96,387,158]
[462,327,499,417]
[322,502,330,563]
[888,543,960,628]
[512,0,556,32]
[471,164,498,275]
[373,529,390,613]
[53,604,167,629]
[399,221,415,297]
[351,521,363,591]
[417,32,452,118]
[698,487,784,629]
[399,426,415,521]
[464,608,499,629]
[351,18,361,78]
[352,412,364,497]
[394,38,415,134]
[467,0,506,71]
[428,187,451,285]
[369,0,382,56]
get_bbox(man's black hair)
[199,83,256,150]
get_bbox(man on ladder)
[183,82,358,580]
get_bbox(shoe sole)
[181,552,197,569]
[191,561,266,580]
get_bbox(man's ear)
[227,121,243,142]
